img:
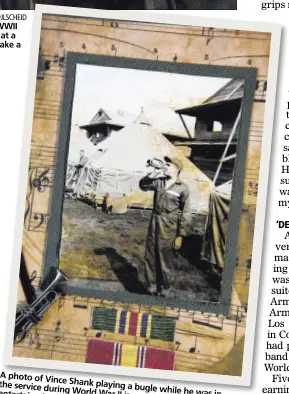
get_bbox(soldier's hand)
[148,170,166,179]
[173,237,183,250]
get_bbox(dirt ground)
[60,199,220,302]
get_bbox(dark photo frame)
[43,53,256,315]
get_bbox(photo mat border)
[4,7,281,386]
[44,52,256,315]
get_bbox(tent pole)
[178,113,192,138]
[213,108,241,186]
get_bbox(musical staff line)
[212,54,269,62]
[15,327,237,363]
[41,27,156,55]
[42,16,271,41]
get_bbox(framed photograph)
[43,53,256,314]
[5,7,280,385]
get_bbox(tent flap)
[201,189,231,269]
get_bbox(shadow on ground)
[94,247,149,294]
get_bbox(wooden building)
[80,108,134,145]
[168,79,244,186]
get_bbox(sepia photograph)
[41,55,256,310]
[7,10,280,382]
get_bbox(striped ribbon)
[91,307,176,342]
[86,339,175,370]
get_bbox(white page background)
[0,3,286,391]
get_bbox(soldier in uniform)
[139,156,191,296]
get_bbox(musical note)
[152,48,158,60]
[83,327,89,337]
[33,168,51,193]
[254,79,267,102]
[23,155,55,232]
[53,53,59,64]
[73,297,89,309]
[28,333,35,347]
[30,213,49,231]
[44,60,51,70]
[111,44,117,56]
[37,57,51,80]
[58,297,66,311]
[202,27,215,45]
[247,181,258,196]
[33,332,41,349]
[56,53,65,72]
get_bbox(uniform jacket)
[139,175,191,237]
[139,175,191,288]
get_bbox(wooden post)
[213,109,241,185]
[178,113,193,138]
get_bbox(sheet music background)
[15,14,271,376]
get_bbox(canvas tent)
[73,113,213,214]
[201,181,232,268]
